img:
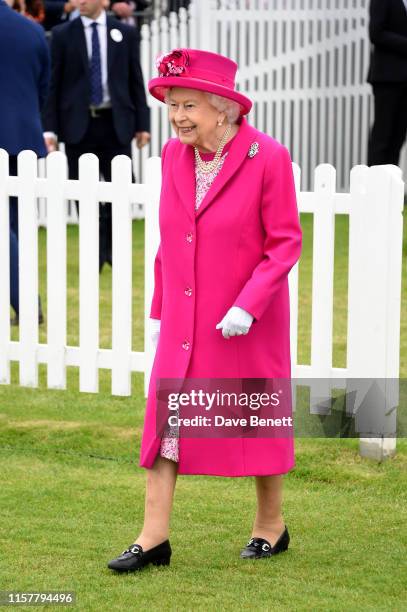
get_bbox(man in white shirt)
[43,0,150,271]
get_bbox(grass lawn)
[1,211,406,611]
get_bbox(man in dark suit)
[0,0,50,325]
[43,0,77,30]
[43,0,150,271]
[367,0,407,166]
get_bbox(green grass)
[1,212,407,611]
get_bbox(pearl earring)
[218,120,223,126]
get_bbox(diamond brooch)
[248,142,259,158]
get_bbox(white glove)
[150,318,161,349]
[216,306,254,339]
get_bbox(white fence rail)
[36,0,407,226]
[134,0,407,191]
[0,150,160,396]
[0,150,404,459]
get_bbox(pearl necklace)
[194,124,232,174]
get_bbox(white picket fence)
[36,0,407,226]
[1,149,404,458]
[0,150,159,397]
[134,0,407,190]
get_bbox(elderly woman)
[108,48,302,572]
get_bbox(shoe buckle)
[129,545,141,554]
[247,538,270,551]
[123,544,141,555]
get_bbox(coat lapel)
[171,118,256,222]
[72,18,89,77]
[106,17,119,75]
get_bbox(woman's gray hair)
[204,93,241,124]
[163,89,241,124]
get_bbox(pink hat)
[148,48,252,116]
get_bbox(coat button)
[186,232,193,243]
[184,287,192,297]
[182,340,190,351]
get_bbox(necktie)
[90,22,103,106]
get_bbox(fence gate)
[137,0,407,192]
[0,151,404,460]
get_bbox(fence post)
[347,165,404,461]
[111,156,133,396]
[189,0,216,51]
[78,154,100,393]
[309,164,336,413]
[150,19,161,159]
[179,6,188,46]
[18,151,40,388]
[46,152,68,389]
[169,10,178,48]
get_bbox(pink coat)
[139,117,302,476]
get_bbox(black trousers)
[9,156,19,314]
[65,110,133,269]
[367,83,407,166]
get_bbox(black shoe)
[240,526,290,559]
[107,540,171,572]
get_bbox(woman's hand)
[216,306,253,339]
[150,318,161,349]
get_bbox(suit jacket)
[42,15,150,145]
[140,118,302,476]
[0,0,50,156]
[43,0,66,31]
[367,0,407,84]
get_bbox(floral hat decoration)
[148,48,252,116]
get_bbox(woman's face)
[167,88,225,152]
